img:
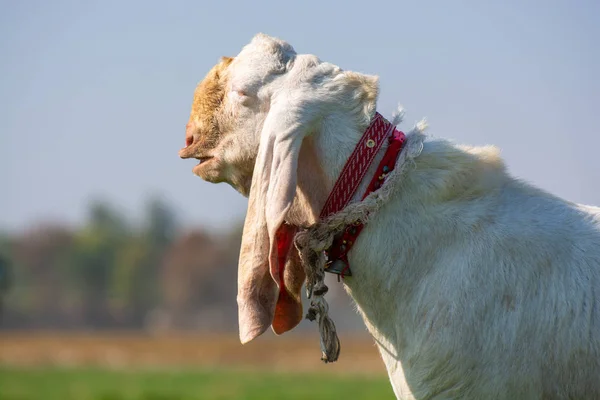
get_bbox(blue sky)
[2,0,599,232]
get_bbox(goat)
[178,33,600,399]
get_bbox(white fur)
[344,138,600,398]
[196,34,600,399]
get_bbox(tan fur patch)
[343,71,379,105]
[188,56,234,150]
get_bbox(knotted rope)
[294,114,427,362]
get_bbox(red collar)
[275,113,406,284]
[321,112,406,278]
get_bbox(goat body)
[179,33,600,399]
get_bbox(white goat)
[179,33,600,399]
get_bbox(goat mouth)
[195,156,213,165]
[192,156,215,175]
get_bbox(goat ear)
[237,95,315,344]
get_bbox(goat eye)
[230,90,252,106]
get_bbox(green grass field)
[0,367,393,400]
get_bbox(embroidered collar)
[275,112,406,284]
[321,112,406,277]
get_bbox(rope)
[294,117,427,363]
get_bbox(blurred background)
[1,0,599,399]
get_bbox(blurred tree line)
[0,197,243,332]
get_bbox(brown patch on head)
[181,57,234,157]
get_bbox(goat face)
[179,34,296,197]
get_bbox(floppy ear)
[237,93,319,344]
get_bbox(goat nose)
[179,133,196,159]
[180,122,197,158]
[185,135,194,147]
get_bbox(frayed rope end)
[306,298,341,363]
